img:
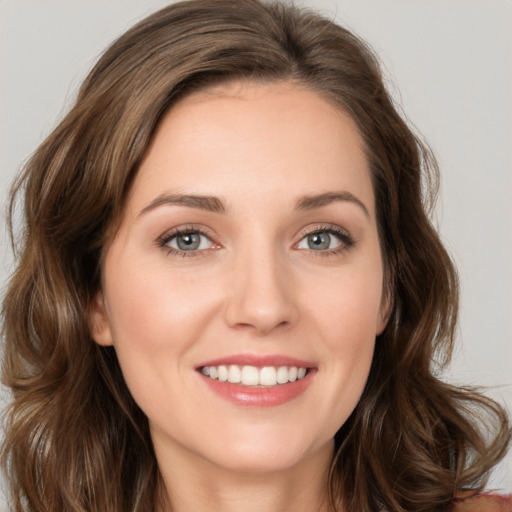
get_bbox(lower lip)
[199,371,315,407]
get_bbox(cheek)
[302,262,383,417]
[106,259,216,347]
[103,258,222,401]
[306,260,385,343]
[317,281,378,382]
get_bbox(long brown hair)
[2,1,509,511]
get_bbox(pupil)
[308,233,330,250]
[177,233,200,250]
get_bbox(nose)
[224,244,298,336]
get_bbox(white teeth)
[241,366,259,386]
[276,366,289,384]
[200,364,309,387]
[228,365,241,383]
[259,366,277,386]
[218,365,228,382]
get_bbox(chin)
[197,432,334,475]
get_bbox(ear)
[376,287,393,336]
[88,291,114,346]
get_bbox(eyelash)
[157,225,216,257]
[156,224,355,258]
[297,224,355,257]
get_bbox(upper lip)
[196,353,316,369]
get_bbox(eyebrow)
[138,190,369,217]
[295,191,369,217]
[138,194,227,216]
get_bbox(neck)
[154,438,335,512]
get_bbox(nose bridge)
[225,230,297,334]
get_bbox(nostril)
[223,266,299,334]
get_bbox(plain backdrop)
[1,0,511,496]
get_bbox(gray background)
[1,0,511,493]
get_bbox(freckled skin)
[89,81,390,510]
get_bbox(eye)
[297,231,341,251]
[158,228,216,255]
[296,226,353,253]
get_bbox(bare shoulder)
[450,492,512,512]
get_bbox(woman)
[1,1,510,511]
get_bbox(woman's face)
[90,81,389,474]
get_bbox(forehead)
[127,80,374,216]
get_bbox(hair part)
[2,1,509,511]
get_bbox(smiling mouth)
[200,365,309,387]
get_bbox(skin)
[89,81,390,512]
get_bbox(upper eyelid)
[292,224,355,252]
[159,224,214,238]
[301,224,349,234]
[157,225,218,247]
[294,223,352,240]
